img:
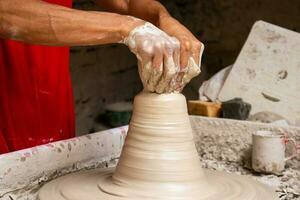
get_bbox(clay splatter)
[261,92,280,102]
[68,143,72,151]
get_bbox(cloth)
[0,0,74,154]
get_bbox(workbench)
[0,117,299,200]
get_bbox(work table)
[191,116,300,200]
[0,116,299,200]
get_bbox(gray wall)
[71,0,300,135]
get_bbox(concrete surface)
[218,21,300,124]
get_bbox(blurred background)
[70,0,300,135]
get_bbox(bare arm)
[94,0,169,25]
[0,0,186,93]
[95,0,204,69]
[0,0,143,46]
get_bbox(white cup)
[252,130,298,174]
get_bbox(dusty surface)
[199,158,300,200]
[191,116,300,200]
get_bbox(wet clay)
[38,92,277,200]
[124,22,202,94]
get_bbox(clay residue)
[262,92,281,102]
[246,68,256,80]
[20,157,26,162]
[68,143,72,151]
[277,70,288,80]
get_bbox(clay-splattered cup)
[252,130,298,174]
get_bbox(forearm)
[128,0,170,26]
[94,0,203,92]
[94,0,170,27]
[0,0,143,46]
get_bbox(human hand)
[158,15,204,91]
[122,22,181,93]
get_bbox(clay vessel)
[38,92,277,200]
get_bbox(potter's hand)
[122,22,180,93]
[158,15,204,91]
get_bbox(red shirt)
[0,0,75,154]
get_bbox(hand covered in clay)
[122,22,181,93]
[158,15,204,91]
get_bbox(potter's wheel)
[38,92,277,200]
[38,168,276,200]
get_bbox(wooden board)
[188,100,221,117]
[218,21,300,125]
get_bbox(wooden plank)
[188,100,221,117]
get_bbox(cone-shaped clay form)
[38,92,278,200]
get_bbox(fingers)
[139,39,204,93]
[191,41,204,66]
[137,57,153,90]
[179,39,191,69]
[168,37,181,91]
[143,39,180,93]
[156,42,177,93]
[183,57,201,83]
[173,40,204,92]
[148,52,163,92]
[126,22,204,93]
[173,38,192,91]
[198,42,205,67]
[171,37,180,69]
